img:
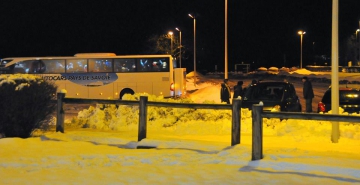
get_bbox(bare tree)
[147,34,185,64]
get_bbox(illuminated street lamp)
[168,31,173,56]
[188,14,196,86]
[298,30,306,69]
[175,27,182,68]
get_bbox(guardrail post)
[252,104,263,160]
[231,98,242,146]
[138,96,148,141]
[56,92,65,133]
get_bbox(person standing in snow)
[233,80,243,99]
[220,79,231,104]
[302,76,314,112]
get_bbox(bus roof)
[74,53,116,57]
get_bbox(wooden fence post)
[252,104,263,160]
[231,98,242,146]
[138,96,148,141]
[56,92,65,133]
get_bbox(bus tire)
[119,88,135,99]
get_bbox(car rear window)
[321,90,360,103]
[244,84,285,101]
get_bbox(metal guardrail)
[251,104,360,160]
[56,93,242,146]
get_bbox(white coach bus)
[0,53,186,99]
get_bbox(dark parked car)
[318,87,360,113]
[242,81,302,112]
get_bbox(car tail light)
[170,83,174,91]
[318,102,326,112]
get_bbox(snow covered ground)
[1,69,360,185]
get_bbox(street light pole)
[176,27,182,68]
[357,29,360,63]
[189,14,196,86]
[331,0,339,142]
[225,0,228,80]
[168,31,173,56]
[298,31,306,69]
[358,19,360,63]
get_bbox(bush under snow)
[67,94,360,140]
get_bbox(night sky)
[0,0,359,72]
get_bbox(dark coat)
[220,83,231,101]
[233,81,243,98]
[303,80,314,99]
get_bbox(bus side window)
[114,60,121,72]
[88,59,112,72]
[98,60,112,72]
[66,59,86,73]
[140,58,169,72]
[151,59,164,72]
[55,60,65,73]
[67,62,74,72]
[75,60,86,73]
[29,60,46,74]
[13,63,25,73]
[89,59,100,72]
[42,60,65,74]
[114,59,135,72]
[138,59,150,71]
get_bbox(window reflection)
[88,59,113,73]
[114,59,136,72]
[66,59,87,73]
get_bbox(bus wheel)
[119,88,135,99]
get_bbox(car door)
[284,84,301,111]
